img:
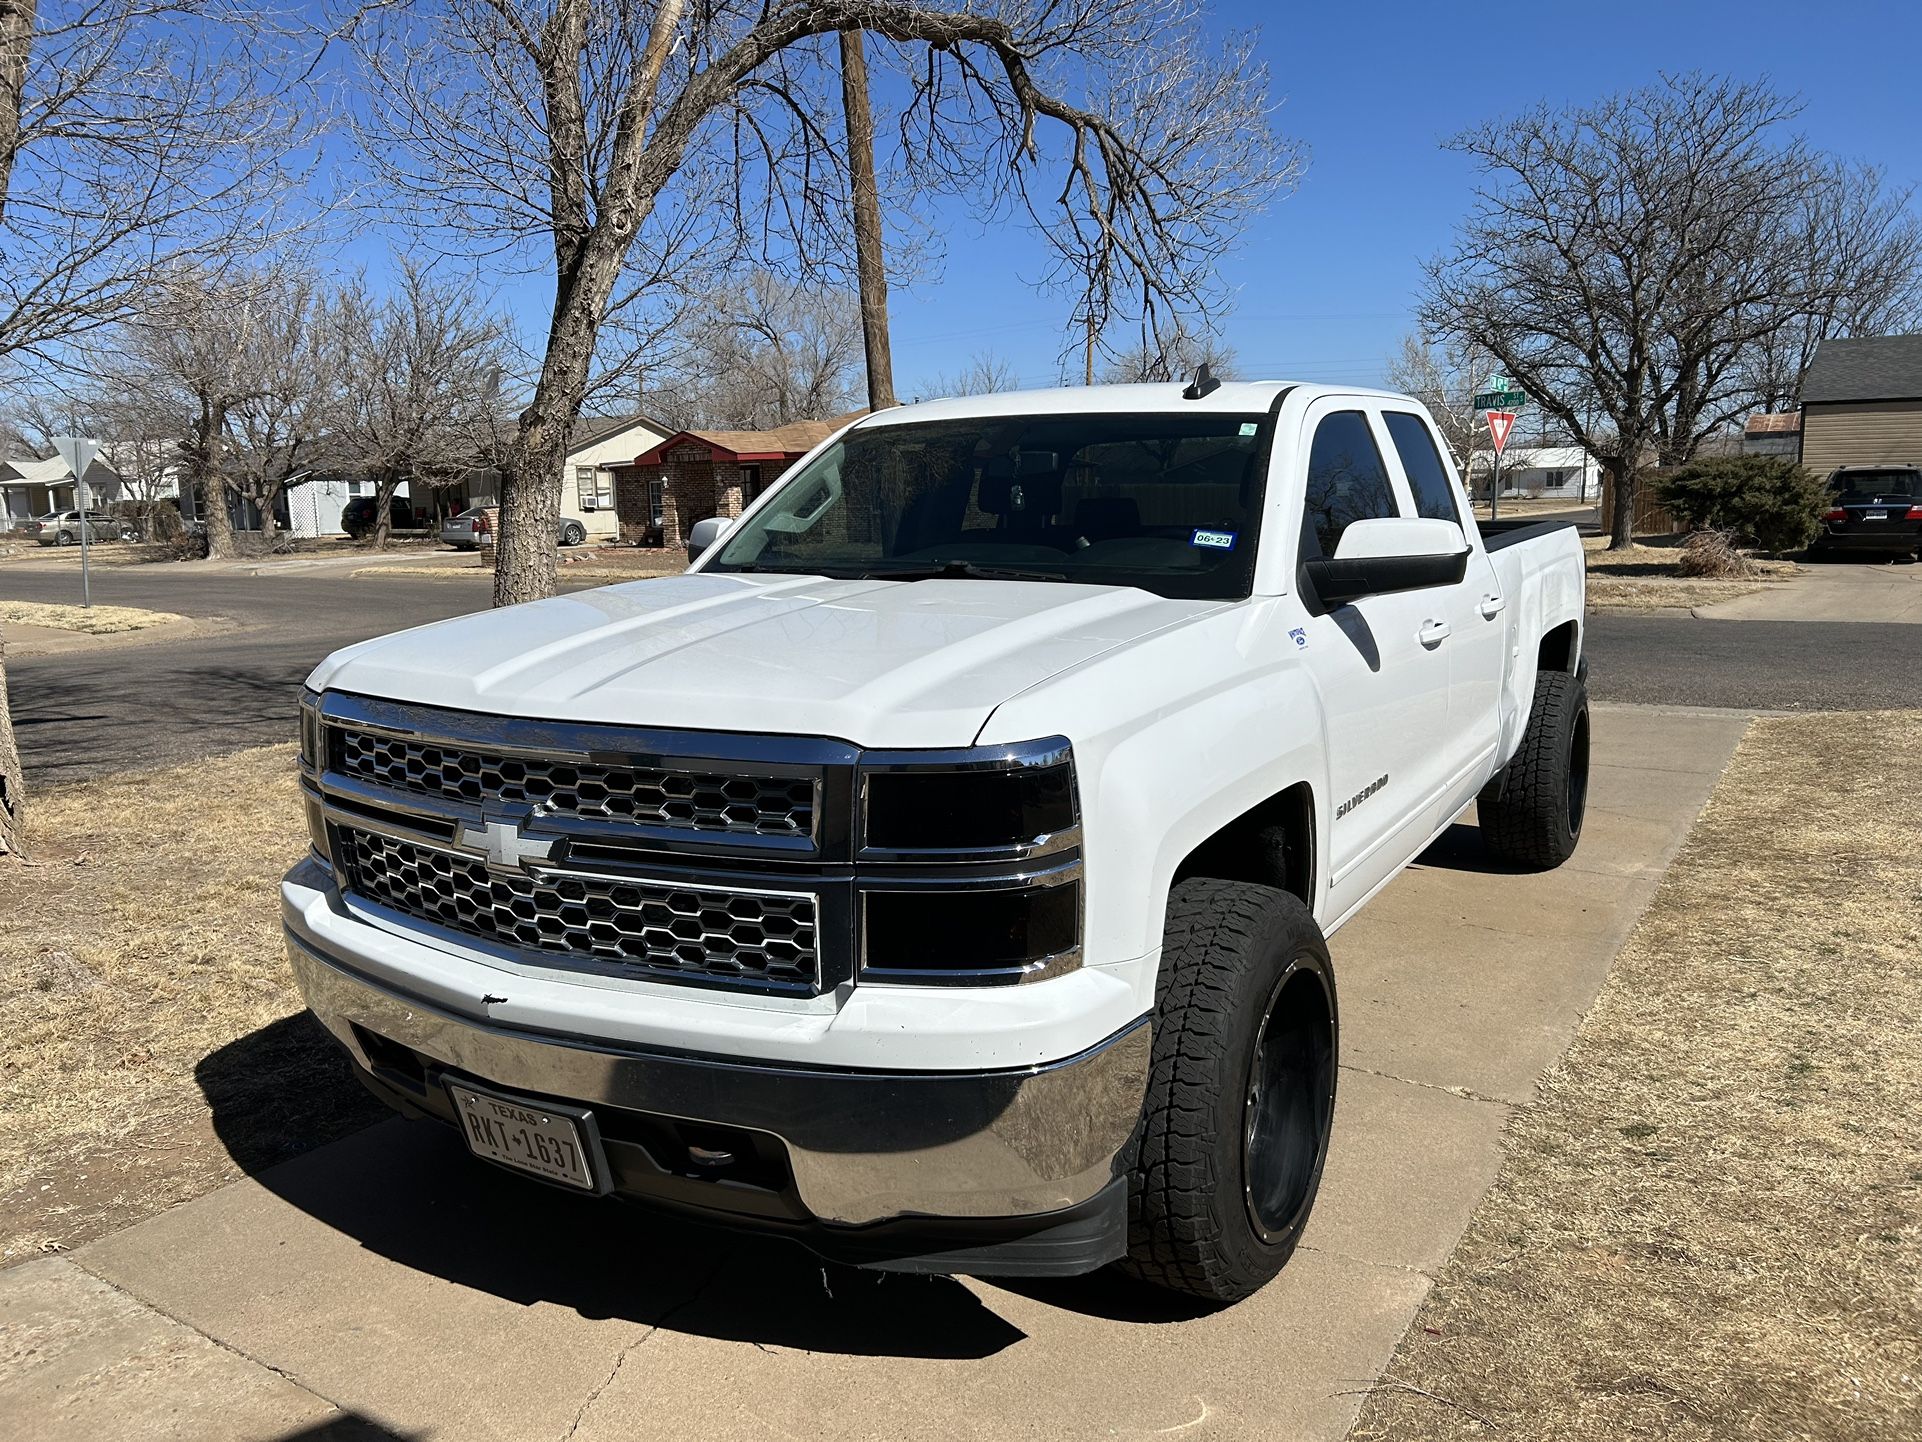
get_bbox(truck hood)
[309,572,1226,748]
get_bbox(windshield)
[1833,470,1922,500]
[704,412,1274,600]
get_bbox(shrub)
[1652,455,1828,554]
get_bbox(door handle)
[1417,620,1451,648]
[1479,595,1506,619]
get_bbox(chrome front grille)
[336,828,819,987]
[334,729,816,838]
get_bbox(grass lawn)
[0,746,381,1263]
[1584,535,1802,611]
[0,599,187,634]
[1351,710,1922,1440]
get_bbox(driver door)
[1295,402,1453,921]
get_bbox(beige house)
[560,414,672,540]
[1799,335,1922,477]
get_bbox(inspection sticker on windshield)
[1192,529,1237,550]
[1239,422,1259,436]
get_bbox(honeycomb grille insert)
[332,729,815,839]
[336,828,819,988]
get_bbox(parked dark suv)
[1812,467,1922,559]
[341,496,428,539]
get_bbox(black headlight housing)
[855,739,1082,985]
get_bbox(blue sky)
[877,0,1922,394]
[343,1,1922,401]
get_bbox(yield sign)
[1484,410,1517,456]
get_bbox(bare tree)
[916,350,1019,399]
[0,0,308,372]
[1382,332,1514,483]
[648,272,865,429]
[345,0,1298,607]
[1101,315,1236,384]
[1421,73,1922,548]
[328,262,512,549]
[226,274,336,546]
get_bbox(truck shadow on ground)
[1412,820,1531,876]
[197,1020,1035,1359]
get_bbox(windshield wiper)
[860,559,1070,583]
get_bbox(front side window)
[1382,411,1463,523]
[705,412,1275,600]
[1301,411,1397,559]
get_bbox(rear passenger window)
[1301,411,1397,558]
[1383,411,1463,523]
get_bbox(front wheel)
[1119,878,1337,1305]
[1479,669,1590,869]
[560,521,586,547]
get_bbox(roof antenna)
[1182,363,1220,400]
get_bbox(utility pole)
[838,30,894,412]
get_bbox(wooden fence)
[1598,471,1685,536]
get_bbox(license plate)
[1865,511,1889,521]
[446,1081,602,1192]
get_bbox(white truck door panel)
[1377,406,1507,823]
[1292,402,1452,917]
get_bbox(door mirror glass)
[686,515,729,564]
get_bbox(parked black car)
[341,496,428,539]
[1812,467,1922,559]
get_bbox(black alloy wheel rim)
[1242,962,1335,1243]
[1567,704,1591,840]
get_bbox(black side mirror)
[1303,549,1469,609]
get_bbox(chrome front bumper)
[287,929,1150,1228]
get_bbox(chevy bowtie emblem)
[457,816,565,873]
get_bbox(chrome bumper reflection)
[286,930,1149,1226]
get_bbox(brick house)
[609,416,858,549]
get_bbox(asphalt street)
[3,562,1919,785]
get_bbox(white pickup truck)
[285,380,1587,1303]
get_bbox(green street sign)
[1473,387,1528,411]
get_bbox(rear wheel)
[1479,669,1590,869]
[1120,878,1337,1305]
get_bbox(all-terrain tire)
[1119,878,1337,1305]
[1479,669,1590,870]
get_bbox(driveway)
[0,704,1748,1441]
[1695,554,1922,622]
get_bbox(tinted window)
[1301,411,1397,558]
[706,412,1274,601]
[1832,469,1921,500]
[1383,411,1462,523]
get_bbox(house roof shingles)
[626,414,864,467]
[1802,334,1922,404]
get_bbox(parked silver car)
[440,505,587,550]
[24,509,137,545]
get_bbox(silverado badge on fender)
[1336,775,1389,819]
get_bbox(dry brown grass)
[0,746,381,1262]
[0,600,186,634]
[1584,536,1798,612]
[1351,710,1922,1441]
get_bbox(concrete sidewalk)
[1696,557,1922,622]
[1,704,1748,1442]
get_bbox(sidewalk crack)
[560,1258,728,1441]
[1338,1062,1515,1108]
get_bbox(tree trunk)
[839,29,894,412]
[0,0,33,222]
[372,475,398,550]
[0,635,21,857]
[1606,460,1635,550]
[192,398,237,559]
